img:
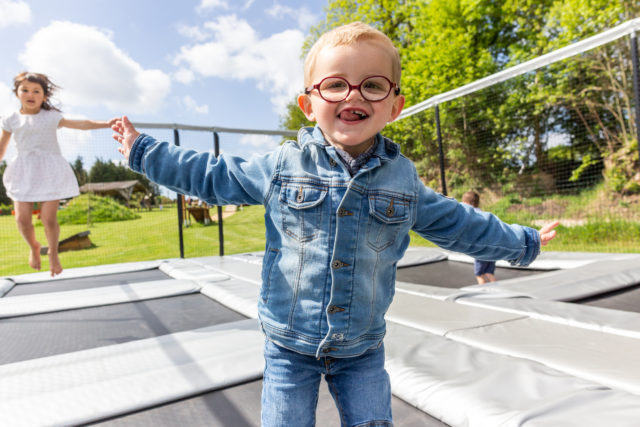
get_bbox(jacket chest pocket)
[280,183,328,243]
[367,193,410,251]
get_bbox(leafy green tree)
[282,0,640,196]
[541,0,640,194]
[71,156,89,187]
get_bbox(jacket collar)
[297,125,399,163]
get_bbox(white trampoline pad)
[385,323,640,427]
[387,290,524,335]
[0,279,201,318]
[447,317,640,395]
[0,318,264,427]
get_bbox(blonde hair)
[303,22,401,88]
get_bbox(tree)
[71,156,89,187]
[541,0,640,194]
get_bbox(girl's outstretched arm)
[59,117,118,130]
[0,130,11,162]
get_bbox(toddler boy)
[112,21,558,427]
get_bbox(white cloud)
[174,68,195,84]
[19,21,171,115]
[197,0,229,12]
[267,3,318,30]
[182,95,209,114]
[177,23,210,42]
[242,0,256,10]
[0,0,31,29]
[240,134,279,151]
[174,15,304,113]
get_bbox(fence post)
[631,31,640,166]
[435,104,448,196]
[213,131,224,256]
[174,128,185,258]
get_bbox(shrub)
[58,194,140,225]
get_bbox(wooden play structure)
[180,196,240,227]
[181,196,213,226]
[79,180,148,207]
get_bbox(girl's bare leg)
[40,200,62,276]
[14,202,41,270]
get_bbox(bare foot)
[48,252,63,277]
[29,242,42,271]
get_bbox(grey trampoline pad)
[90,379,448,427]
[6,268,172,296]
[396,260,546,288]
[0,293,246,364]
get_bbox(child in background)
[112,22,559,426]
[0,72,116,276]
[462,190,497,284]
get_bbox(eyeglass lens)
[318,76,392,102]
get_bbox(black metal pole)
[631,32,640,166]
[174,129,185,258]
[435,104,447,196]
[213,132,224,256]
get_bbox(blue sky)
[0,0,325,166]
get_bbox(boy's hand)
[111,116,140,160]
[539,220,560,246]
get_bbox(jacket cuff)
[128,134,156,173]
[510,226,540,267]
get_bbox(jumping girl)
[0,72,116,276]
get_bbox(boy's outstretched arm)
[111,116,140,160]
[539,220,560,246]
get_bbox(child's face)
[16,80,46,114]
[298,40,405,156]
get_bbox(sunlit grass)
[1,194,639,277]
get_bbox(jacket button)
[338,208,346,216]
[332,260,343,269]
[329,158,337,167]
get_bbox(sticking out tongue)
[339,109,367,121]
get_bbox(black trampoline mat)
[7,268,172,296]
[89,379,448,427]
[396,260,547,288]
[0,293,247,364]
[573,284,640,313]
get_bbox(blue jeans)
[261,340,393,427]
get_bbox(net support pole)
[213,132,224,256]
[435,104,447,196]
[174,129,185,259]
[631,32,640,167]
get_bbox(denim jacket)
[129,126,540,358]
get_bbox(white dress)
[1,109,80,202]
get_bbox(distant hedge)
[58,194,140,225]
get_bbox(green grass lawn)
[0,205,267,276]
[2,200,638,277]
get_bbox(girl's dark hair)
[13,71,61,112]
